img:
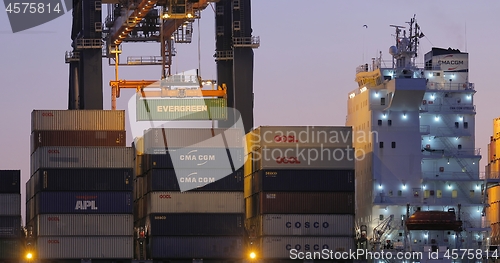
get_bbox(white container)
[31,110,125,132]
[0,194,21,215]
[251,146,355,171]
[258,236,355,259]
[247,126,353,151]
[146,192,244,213]
[248,214,355,236]
[36,236,133,259]
[35,214,134,236]
[31,147,134,174]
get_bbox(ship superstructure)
[346,16,487,262]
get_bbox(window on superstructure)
[379,142,384,148]
[455,122,459,128]
[381,98,385,105]
[452,190,458,198]
[397,190,402,196]
[464,122,468,129]
[379,214,384,220]
[388,120,392,126]
[378,120,382,126]
[470,190,475,197]
[392,142,396,148]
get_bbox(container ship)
[346,16,488,262]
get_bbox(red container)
[31,131,126,154]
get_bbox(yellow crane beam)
[111,0,159,46]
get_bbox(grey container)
[144,128,244,148]
[0,194,21,215]
[249,146,355,171]
[146,192,244,213]
[149,236,243,259]
[34,214,134,236]
[246,214,355,236]
[36,236,133,259]
[257,236,355,259]
[247,126,353,150]
[31,110,125,132]
[31,147,134,174]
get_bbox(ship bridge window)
[381,98,385,105]
[464,122,468,129]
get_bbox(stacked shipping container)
[244,126,356,260]
[26,110,134,260]
[0,170,22,261]
[134,128,246,260]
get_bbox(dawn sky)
[1,0,499,220]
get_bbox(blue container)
[33,169,133,193]
[35,192,132,214]
[141,213,244,236]
[142,147,244,170]
[142,168,243,192]
[149,236,243,259]
[250,169,354,194]
[0,216,22,238]
[0,170,20,193]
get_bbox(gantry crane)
[67,0,259,133]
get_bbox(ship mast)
[389,15,424,77]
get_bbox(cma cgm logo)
[438,60,464,65]
[180,150,216,165]
[75,200,98,210]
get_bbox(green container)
[136,98,227,121]
[0,238,21,259]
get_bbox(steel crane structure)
[66,0,259,133]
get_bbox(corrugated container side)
[31,131,126,154]
[36,236,133,259]
[147,192,244,213]
[27,197,35,222]
[35,214,134,236]
[245,192,354,218]
[247,126,353,150]
[33,169,133,193]
[244,170,354,197]
[257,236,355,259]
[136,98,227,121]
[27,176,34,201]
[0,216,22,238]
[142,148,244,170]
[149,236,243,259]
[31,110,125,132]
[144,128,243,148]
[0,238,21,259]
[31,147,134,173]
[246,214,355,236]
[0,170,20,193]
[0,194,21,215]
[144,213,244,236]
[143,168,243,192]
[35,192,132,214]
[250,146,355,171]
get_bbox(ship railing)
[421,148,480,157]
[420,125,430,134]
[422,171,482,180]
[422,104,476,113]
[427,81,475,91]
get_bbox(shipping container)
[31,147,134,174]
[244,170,354,197]
[33,214,133,236]
[31,130,126,153]
[0,216,22,238]
[149,236,243,259]
[246,126,353,150]
[136,98,227,121]
[34,192,132,214]
[142,147,244,170]
[247,146,355,173]
[146,192,244,213]
[31,110,126,132]
[0,238,21,259]
[141,168,243,192]
[245,192,354,218]
[32,168,133,193]
[36,236,133,259]
[0,194,21,215]
[0,170,20,193]
[144,128,243,148]
[255,236,355,259]
[246,214,354,237]
[140,213,244,236]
